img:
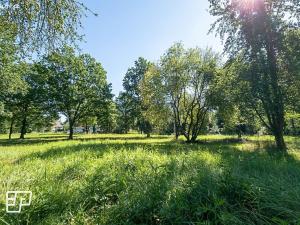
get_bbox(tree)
[96,96,117,133]
[140,64,171,135]
[0,15,24,97]
[212,58,261,138]
[121,57,153,135]
[0,0,90,54]
[159,43,187,140]
[281,30,300,114]
[42,47,110,140]
[208,0,300,150]
[141,43,219,142]
[1,63,52,139]
[115,92,133,134]
[0,1,90,134]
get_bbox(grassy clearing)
[0,133,299,225]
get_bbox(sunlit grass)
[0,133,299,224]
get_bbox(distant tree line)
[115,0,300,152]
[0,0,299,152]
[0,46,114,140]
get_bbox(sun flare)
[238,0,262,12]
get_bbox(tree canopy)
[41,47,111,139]
[208,0,300,150]
[141,43,220,142]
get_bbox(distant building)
[73,127,85,133]
[52,120,64,132]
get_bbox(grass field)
[0,133,299,225]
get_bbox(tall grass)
[0,134,299,224]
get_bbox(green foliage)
[96,97,117,133]
[208,0,300,150]
[285,112,300,135]
[212,59,260,136]
[0,16,22,96]
[0,0,89,54]
[141,43,220,142]
[1,63,55,138]
[116,57,153,135]
[115,92,134,133]
[281,29,300,113]
[41,47,111,139]
[140,64,171,133]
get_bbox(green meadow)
[0,134,299,225]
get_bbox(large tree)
[42,47,110,140]
[141,43,219,142]
[1,63,53,139]
[121,57,152,134]
[81,84,115,134]
[0,0,90,54]
[0,1,90,132]
[115,92,134,134]
[212,57,262,137]
[140,64,172,135]
[96,94,117,133]
[208,0,300,150]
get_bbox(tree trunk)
[190,136,197,143]
[238,131,242,139]
[274,128,286,150]
[19,116,27,139]
[93,124,96,134]
[69,121,74,140]
[9,118,14,140]
[264,12,286,151]
[174,122,179,140]
[85,122,88,134]
[190,128,200,143]
[146,133,150,138]
[184,132,190,142]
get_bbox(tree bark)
[247,6,287,152]
[274,129,286,149]
[19,116,27,139]
[174,122,179,140]
[190,136,197,143]
[9,117,14,140]
[274,123,286,150]
[238,133,242,139]
[69,120,74,140]
[93,124,96,134]
[85,122,88,134]
[263,7,287,151]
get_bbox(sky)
[79,0,223,96]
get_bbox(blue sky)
[80,0,223,96]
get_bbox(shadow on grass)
[0,137,67,146]
[0,135,170,147]
[3,136,300,224]
[27,135,71,139]
[14,136,300,167]
[13,142,300,224]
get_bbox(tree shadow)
[0,135,170,147]
[0,137,67,147]
[18,140,300,224]
[26,135,71,139]
[3,136,300,224]
[12,136,300,166]
[76,135,170,141]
